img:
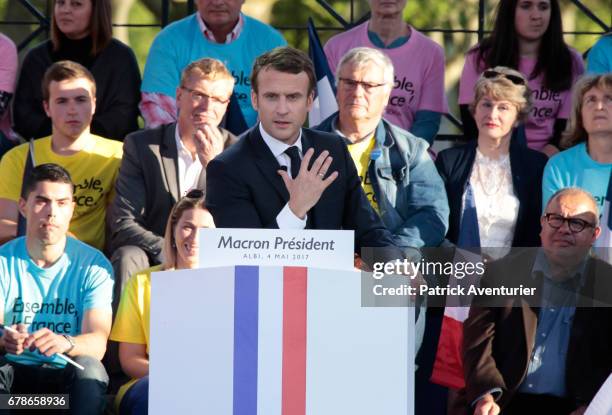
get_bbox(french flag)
[150,265,413,414]
[307,18,338,127]
[430,248,482,390]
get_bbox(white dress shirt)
[175,126,203,197]
[196,12,244,44]
[465,149,519,258]
[259,123,308,229]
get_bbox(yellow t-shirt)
[347,135,379,213]
[0,135,122,250]
[110,265,160,408]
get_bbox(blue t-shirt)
[0,237,113,367]
[141,13,286,127]
[542,142,612,211]
[587,34,612,74]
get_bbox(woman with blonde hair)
[542,73,612,212]
[437,66,548,251]
[109,190,214,414]
[433,66,548,414]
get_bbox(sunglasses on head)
[483,70,526,86]
[185,188,204,199]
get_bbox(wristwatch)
[62,334,76,354]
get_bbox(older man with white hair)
[314,47,449,253]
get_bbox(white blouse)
[463,149,519,255]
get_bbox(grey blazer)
[108,122,236,261]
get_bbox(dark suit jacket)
[205,126,400,258]
[461,248,612,413]
[435,140,548,247]
[109,123,236,261]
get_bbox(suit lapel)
[248,126,289,202]
[509,140,526,245]
[519,250,539,373]
[160,123,180,203]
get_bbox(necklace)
[473,153,508,197]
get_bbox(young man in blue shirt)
[0,163,114,415]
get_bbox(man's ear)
[306,90,315,112]
[43,101,51,118]
[251,89,259,111]
[593,225,602,242]
[18,198,27,220]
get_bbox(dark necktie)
[284,146,301,179]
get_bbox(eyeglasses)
[338,77,387,93]
[582,94,612,107]
[482,70,526,86]
[181,86,230,105]
[185,188,204,199]
[543,213,596,233]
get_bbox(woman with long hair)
[543,73,612,212]
[13,0,140,141]
[109,190,214,414]
[458,0,584,157]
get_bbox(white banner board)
[199,228,354,270]
[149,266,414,415]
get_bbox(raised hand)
[194,124,225,167]
[278,148,338,219]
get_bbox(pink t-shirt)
[324,22,448,131]
[458,48,585,151]
[0,33,18,140]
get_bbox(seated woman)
[13,0,140,141]
[458,0,584,157]
[109,190,214,414]
[543,73,612,248]
[437,66,548,252]
[432,67,548,409]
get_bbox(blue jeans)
[119,376,148,415]
[0,355,109,415]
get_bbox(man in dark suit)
[109,58,237,296]
[206,47,399,261]
[462,187,612,415]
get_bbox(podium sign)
[149,266,413,414]
[149,229,415,414]
[198,228,354,270]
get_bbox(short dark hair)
[23,163,75,199]
[250,46,316,95]
[51,0,112,55]
[42,60,96,102]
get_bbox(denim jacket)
[314,113,449,249]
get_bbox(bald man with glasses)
[459,187,612,415]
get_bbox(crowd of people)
[0,0,610,414]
